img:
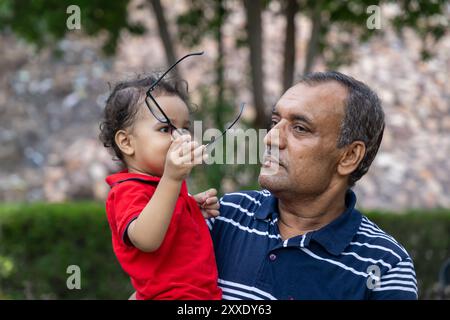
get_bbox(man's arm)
[369,257,418,300]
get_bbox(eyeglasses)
[144,52,245,146]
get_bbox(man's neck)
[277,183,348,240]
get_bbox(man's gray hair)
[299,71,385,187]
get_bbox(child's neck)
[127,165,160,178]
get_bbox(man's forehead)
[273,81,347,120]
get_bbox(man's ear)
[337,141,366,177]
[115,129,135,157]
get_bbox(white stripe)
[340,251,393,270]
[361,219,402,240]
[349,242,402,262]
[359,225,396,240]
[360,221,383,232]
[387,266,416,275]
[300,234,306,247]
[206,220,213,230]
[220,287,265,300]
[360,223,408,253]
[222,294,242,300]
[398,261,414,268]
[225,192,262,205]
[270,218,278,225]
[219,201,256,217]
[372,286,417,294]
[283,239,288,247]
[357,230,400,246]
[259,190,271,197]
[218,279,277,300]
[358,227,407,255]
[215,216,280,239]
[382,273,417,283]
[361,218,385,233]
[360,222,393,238]
[356,231,408,255]
[361,220,408,255]
[300,248,378,279]
[380,280,417,290]
[361,217,384,230]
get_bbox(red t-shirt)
[105,170,222,300]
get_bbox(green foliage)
[1,202,448,299]
[176,0,228,48]
[0,202,132,299]
[391,0,449,60]
[0,0,144,54]
[365,209,450,299]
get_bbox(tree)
[177,0,233,193]
[282,0,299,92]
[303,0,322,74]
[243,0,268,130]
[148,0,179,76]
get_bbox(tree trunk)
[282,0,298,92]
[304,0,322,75]
[148,0,179,77]
[243,0,267,129]
[215,0,226,129]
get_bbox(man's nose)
[263,121,286,150]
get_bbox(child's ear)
[115,129,135,156]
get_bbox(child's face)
[127,95,191,176]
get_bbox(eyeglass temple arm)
[205,102,246,148]
[147,51,204,93]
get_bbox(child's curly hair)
[99,75,193,164]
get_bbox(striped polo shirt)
[208,189,418,300]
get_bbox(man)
[207,71,417,300]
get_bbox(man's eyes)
[293,125,308,133]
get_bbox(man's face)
[258,81,348,198]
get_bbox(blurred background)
[0,0,449,299]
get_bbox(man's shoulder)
[221,189,272,204]
[219,190,272,217]
[352,214,418,299]
[351,213,413,263]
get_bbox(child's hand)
[164,135,206,182]
[193,188,220,218]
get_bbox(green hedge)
[0,203,449,299]
[0,203,132,299]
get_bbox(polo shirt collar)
[308,190,362,256]
[255,189,362,256]
[254,190,278,220]
[106,169,188,194]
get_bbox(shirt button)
[269,253,277,261]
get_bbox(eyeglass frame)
[144,51,245,147]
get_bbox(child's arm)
[127,135,206,252]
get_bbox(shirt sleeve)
[369,257,418,300]
[113,183,153,246]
